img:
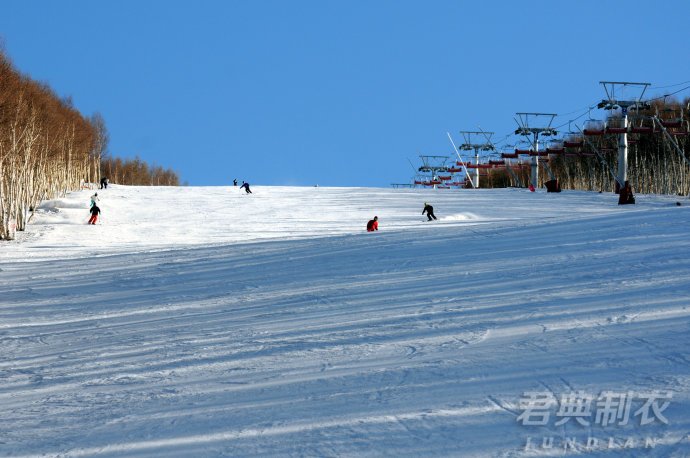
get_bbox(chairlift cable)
[646,84,690,103]
[654,79,690,90]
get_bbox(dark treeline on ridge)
[0,49,180,240]
[101,157,180,187]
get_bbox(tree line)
[101,156,180,186]
[1,49,180,240]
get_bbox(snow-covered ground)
[2,185,690,457]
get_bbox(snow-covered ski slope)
[2,185,690,457]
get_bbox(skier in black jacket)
[422,202,437,221]
[88,205,101,225]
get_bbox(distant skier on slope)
[422,202,437,221]
[233,178,238,186]
[240,181,252,194]
[100,177,108,189]
[367,216,379,232]
[90,192,99,209]
[88,204,101,225]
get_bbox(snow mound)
[440,212,479,221]
[38,198,89,210]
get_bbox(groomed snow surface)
[2,185,690,457]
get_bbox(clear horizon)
[2,0,689,186]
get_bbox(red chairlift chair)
[583,119,605,136]
[563,132,584,148]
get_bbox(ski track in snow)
[1,185,690,457]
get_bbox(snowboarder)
[422,202,437,221]
[240,181,252,194]
[90,192,99,209]
[618,181,635,205]
[233,179,238,186]
[88,205,101,225]
[367,216,379,232]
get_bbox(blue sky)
[2,1,689,186]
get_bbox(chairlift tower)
[418,155,449,189]
[596,81,651,190]
[458,131,495,188]
[515,113,557,189]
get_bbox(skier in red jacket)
[367,216,378,232]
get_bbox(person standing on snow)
[88,204,101,225]
[422,202,437,221]
[367,216,379,232]
[240,181,252,194]
[90,192,99,209]
[618,181,635,205]
[233,179,238,186]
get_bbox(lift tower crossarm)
[514,113,558,188]
[417,155,450,189]
[458,130,495,188]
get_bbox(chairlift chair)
[628,113,654,134]
[563,132,584,148]
[583,119,605,136]
[604,114,627,134]
[631,125,654,134]
[515,148,533,155]
[546,139,565,154]
[659,106,684,128]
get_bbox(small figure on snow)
[233,178,238,186]
[422,202,437,221]
[240,181,252,194]
[90,192,99,209]
[367,216,379,232]
[88,205,101,225]
[618,180,635,205]
[100,177,109,189]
